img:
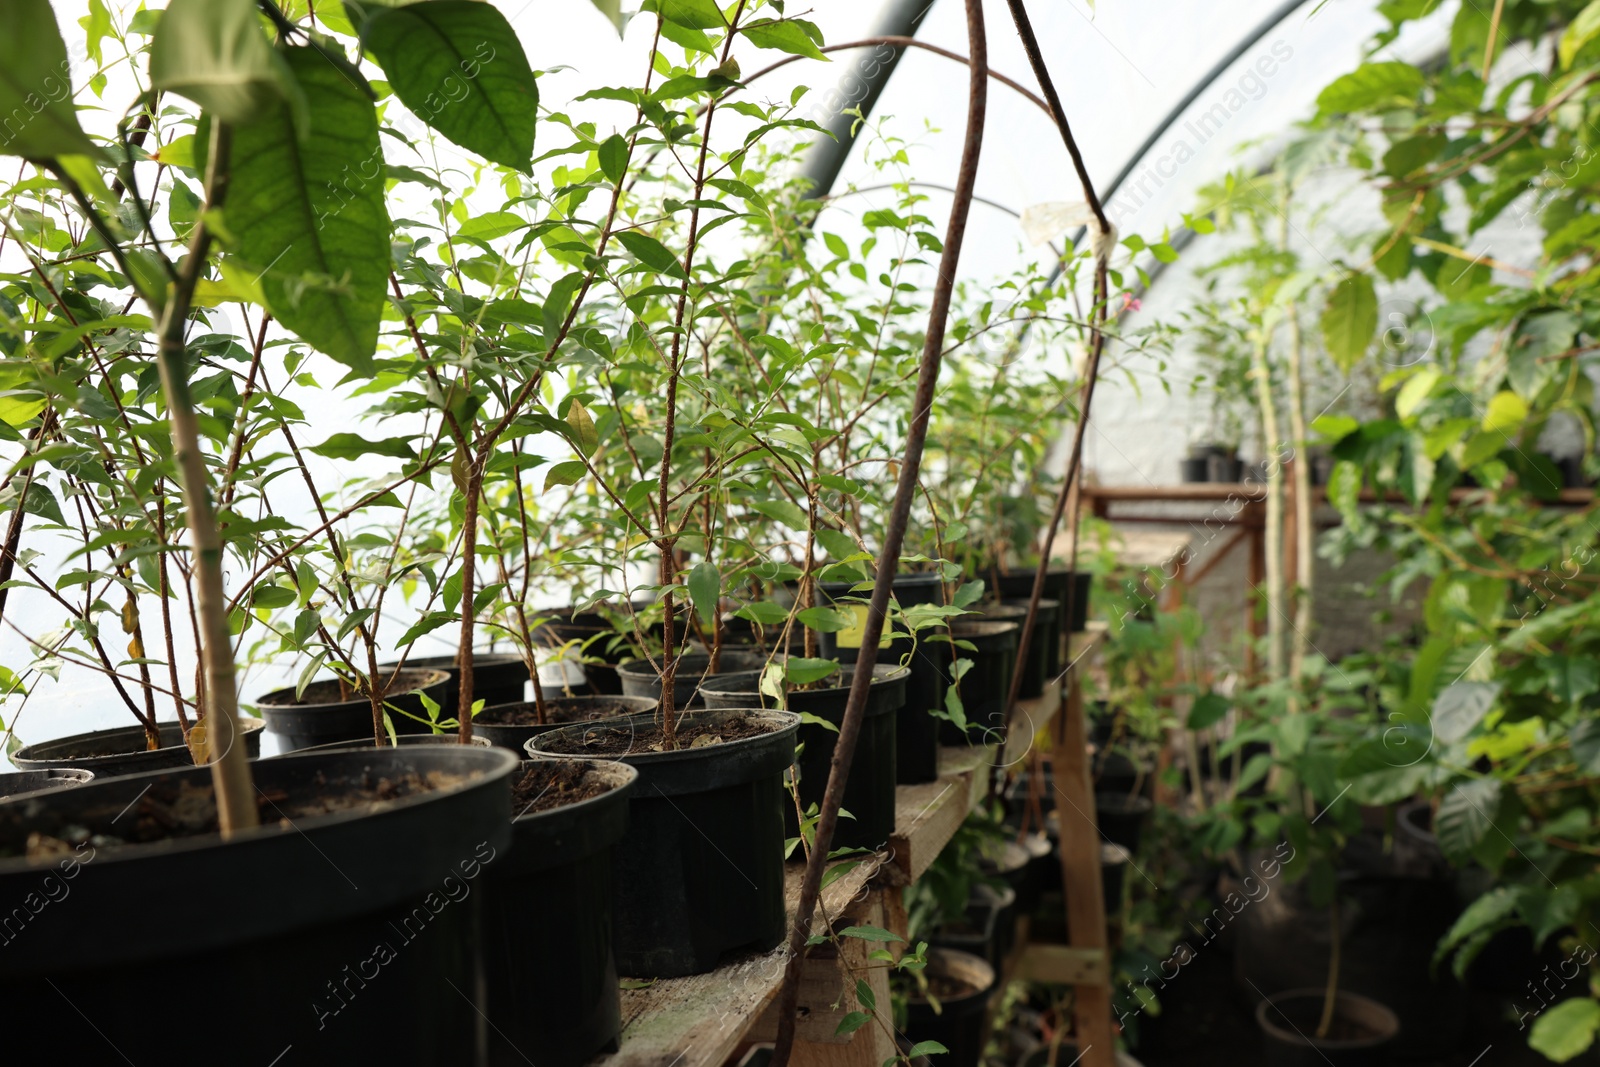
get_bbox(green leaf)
[598,132,628,185]
[906,1042,950,1058]
[834,1011,871,1037]
[1321,272,1378,372]
[0,0,107,160]
[659,0,725,30]
[457,211,526,240]
[308,433,416,460]
[1530,998,1600,1062]
[1481,390,1528,434]
[615,230,684,277]
[749,499,809,529]
[359,1,539,172]
[587,0,626,34]
[565,398,599,455]
[1431,681,1498,744]
[785,657,839,686]
[1435,778,1501,865]
[797,606,852,632]
[151,0,297,126]
[687,560,720,622]
[735,601,789,625]
[543,459,587,491]
[741,18,827,61]
[815,528,857,559]
[1316,61,1424,114]
[837,925,903,943]
[1571,719,1600,775]
[227,46,391,373]
[1188,691,1229,730]
[395,609,459,649]
[854,978,876,1013]
[1560,1,1600,68]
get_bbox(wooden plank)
[887,744,991,885]
[1053,650,1118,1067]
[1014,944,1108,987]
[599,743,994,1067]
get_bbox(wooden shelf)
[596,744,995,1067]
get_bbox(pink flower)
[1120,292,1142,313]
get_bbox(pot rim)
[525,707,800,765]
[253,667,451,709]
[11,716,266,766]
[0,745,519,875]
[697,662,911,700]
[1254,988,1401,1050]
[508,757,639,825]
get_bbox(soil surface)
[479,698,645,727]
[258,669,441,707]
[1265,1001,1383,1042]
[4,768,468,861]
[537,712,773,755]
[510,761,615,814]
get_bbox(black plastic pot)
[255,668,452,753]
[395,652,530,716]
[1209,453,1244,483]
[930,882,1011,970]
[1181,448,1212,483]
[0,744,518,1061]
[0,768,92,800]
[942,620,1019,745]
[473,695,657,753]
[1092,746,1146,798]
[485,759,637,1067]
[995,568,1091,634]
[527,708,799,978]
[892,637,952,784]
[1234,855,1465,1059]
[1003,597,1063,681]
[980,839,1037,928]
[974,601,1055,698]
[617,650,769,706]
[810,573,949,784]
[530,604,683,696]
[1096,792,1153,851]
[700,665,906,852]
[904,948,997,1067]
[10,718,265,776]
[267,733,494,756]
[1257,989,1400,1067]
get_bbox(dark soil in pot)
[1256,989,1399,1067]
[10,717,265,776]
[973,601,1055,698]
[1096,792,1153,851]
[617,650,769,706]
[254,668,450,752]
[473,695,657,752]
[699,664,906,851]
[942,620,1019,745]
[527,708,799,978]
[485,759,638,1067]
[0,767,92,800]
[995,568,1092,633]
[391,652,530,715]
[0,744,518,1061]
[903,947,997,1067]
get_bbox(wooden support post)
[789,892,898,1067]
[1051,662,1117,1067]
